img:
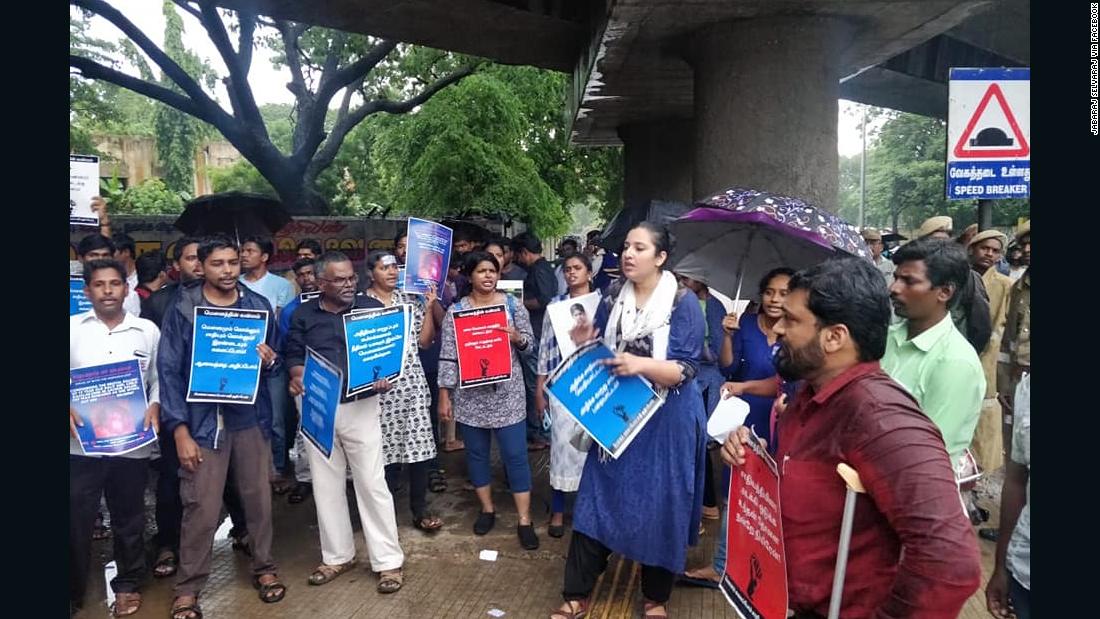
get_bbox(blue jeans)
[1009,574,1030,619]
[266,369,290,473]
[459,420,532,492]
[520,345,549,443]
[712,504,728,574]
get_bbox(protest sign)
[453,304,512,388]
[404,218,452,294]
[343,304,408,397]
[70,359,156,456]
[70,154,100,226]
[720,434,788,619]
[546,291,601,359]
[187,306,269,404]
[70,278,94,316]
[496,280,524,304]
[300,347,342,459]
[545,341,664,459]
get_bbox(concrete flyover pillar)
[619,120,695,209]
[689,16,853,211]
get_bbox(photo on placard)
[546,291,601,358]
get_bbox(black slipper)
[474,511,496,535]
[517,523,540,550]
[548,523,565,538]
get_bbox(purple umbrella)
[669,187,871,302]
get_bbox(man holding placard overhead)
[285,251,407,594]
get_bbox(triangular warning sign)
[953,83,1029,158]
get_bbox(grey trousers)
[175,425,278,596]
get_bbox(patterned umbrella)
[669,186,871,302]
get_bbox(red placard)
[720,436,788,619]
[453,304,513,388]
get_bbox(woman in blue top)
[551,222,706,619]
[679,266,792,589]
[717,267,793,447]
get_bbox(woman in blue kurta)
[679,267,792,589]
[552,222,706,619]
[717,267,794,447]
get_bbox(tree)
[373,72,568,236]
[69,0,475,215]
[153,1,216,195]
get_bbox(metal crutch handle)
[827,463,866,619]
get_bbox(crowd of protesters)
[71,195,1030,619]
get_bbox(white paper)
[706,392,750,444]
[70,154,100,226]
[546,291,602,358]
[496,280,524,302]
[103,560,118,607]
[708,287,750,317]
[478,549,499,562]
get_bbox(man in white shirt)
[70,259,161,618]
[75,234,142,316]
[239,235,297,492]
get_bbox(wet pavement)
[75,449,1001,618]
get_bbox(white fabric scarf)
[604,270,679,361]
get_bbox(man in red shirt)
[721,257,981,619]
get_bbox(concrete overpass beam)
[619,120,694,209]
[689,16,854,211]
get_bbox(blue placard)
[545,341,665,459]
[187,306,269,404]
[403,218,452,294]
[70,278,93,316]
[946,160,1030,199]
[70,359,156,456]
[343,304,408,397]
[300,347,342,460]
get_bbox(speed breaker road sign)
[947,67,1030,200]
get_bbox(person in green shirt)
[882,238,985,468]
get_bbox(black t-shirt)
[523,258,558,339]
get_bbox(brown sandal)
[643,600,669,618]
[377,568,403,594]
[170,595,202,619]
[110,591,141,617]
[308,560,357,586]
[253,574,287,603]
[550,599,589,619]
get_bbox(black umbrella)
[598,200,690,252]
[174,192,292,241]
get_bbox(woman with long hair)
[362,250,444,533]
[551,222,707,619]
[534,252,596,538]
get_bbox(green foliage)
[841,108,1030,232]
[154,2,216,194]
[208,160,277,196]
[373,73,567,236]
[112,178,188,214]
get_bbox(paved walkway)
[75,449,999,618]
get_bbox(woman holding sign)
[551,222,707,619]
[363,250,445,533]
[535,253,597,538]
[437,251,540,550]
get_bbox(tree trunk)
[272,178,329,216]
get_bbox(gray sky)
[85,0,869,156]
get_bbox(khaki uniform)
[969,268,1014,472]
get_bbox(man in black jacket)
[156,237,287,616]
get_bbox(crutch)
[827,463,866,619]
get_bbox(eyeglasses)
[318,274,359,287]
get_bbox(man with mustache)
[720,257,980,619]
